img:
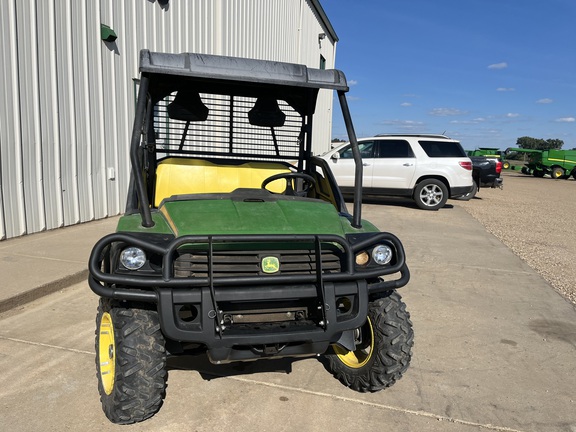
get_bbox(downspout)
[337,91,362,228]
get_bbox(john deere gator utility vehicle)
[89,50,413,424]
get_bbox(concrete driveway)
[1,203,575,432]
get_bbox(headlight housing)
[120,247,146,270]
[371,244,393,265]
[355,244,394,267]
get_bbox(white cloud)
[348,80,358,86]
[488,62,508,69]
[506,113,520,118]
[429,108,467,116]
[497,87,515,92]
[380,119,425,127]
[400,102,412,107]
[450,117,486,125]
[556,117,575,123]
[537,98,553,104]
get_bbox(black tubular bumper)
[88,232,409,297]
[88,232,409,362]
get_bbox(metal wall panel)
[0,0,337,240]
[222,0,301,61]
[100,0,119,216]
[37,1,65,231]
[87,1,108,220]
[301,0,337,155]
[0,0,26,239]
[17,0,47,234]
[71,0,96,223]
[55,0,81,227]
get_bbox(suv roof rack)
[375,133,452,139]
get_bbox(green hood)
[159,197,347,237]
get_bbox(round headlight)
[120,247,146,270]
[371,245,393,265]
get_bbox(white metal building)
[0,0,338,240]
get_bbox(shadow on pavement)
[167,352,307,381]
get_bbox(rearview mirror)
[331,152,340,161]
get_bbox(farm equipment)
[505,148,576,179]
[467,147,510,169]
[88,50,413,424]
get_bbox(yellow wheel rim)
[98,312,116,395]
[334,317,374,368]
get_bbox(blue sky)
[321,0,576,150]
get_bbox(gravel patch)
[454,171,576,305]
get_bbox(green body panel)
[116,212,173,234]
[542,150,576,169]
[162,199,355,236]
[506,147,542,154]
[466,148,504,159]
[116,198,379,237]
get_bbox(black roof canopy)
[140,50,349,92]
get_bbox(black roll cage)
[129,50,364,229]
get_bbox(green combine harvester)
[505,148,576,179]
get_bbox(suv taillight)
[496,160,502,174]
[459,161,472,170]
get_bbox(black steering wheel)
[261,172,317,196]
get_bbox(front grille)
[174,249,342,278]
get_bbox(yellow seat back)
[154,158,291,206]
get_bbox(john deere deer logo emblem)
[262,256,280,274]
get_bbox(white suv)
[321,134,473,210]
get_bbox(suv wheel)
[414,179,448,210]
[324,291,413,392]
[96,298,167,424]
